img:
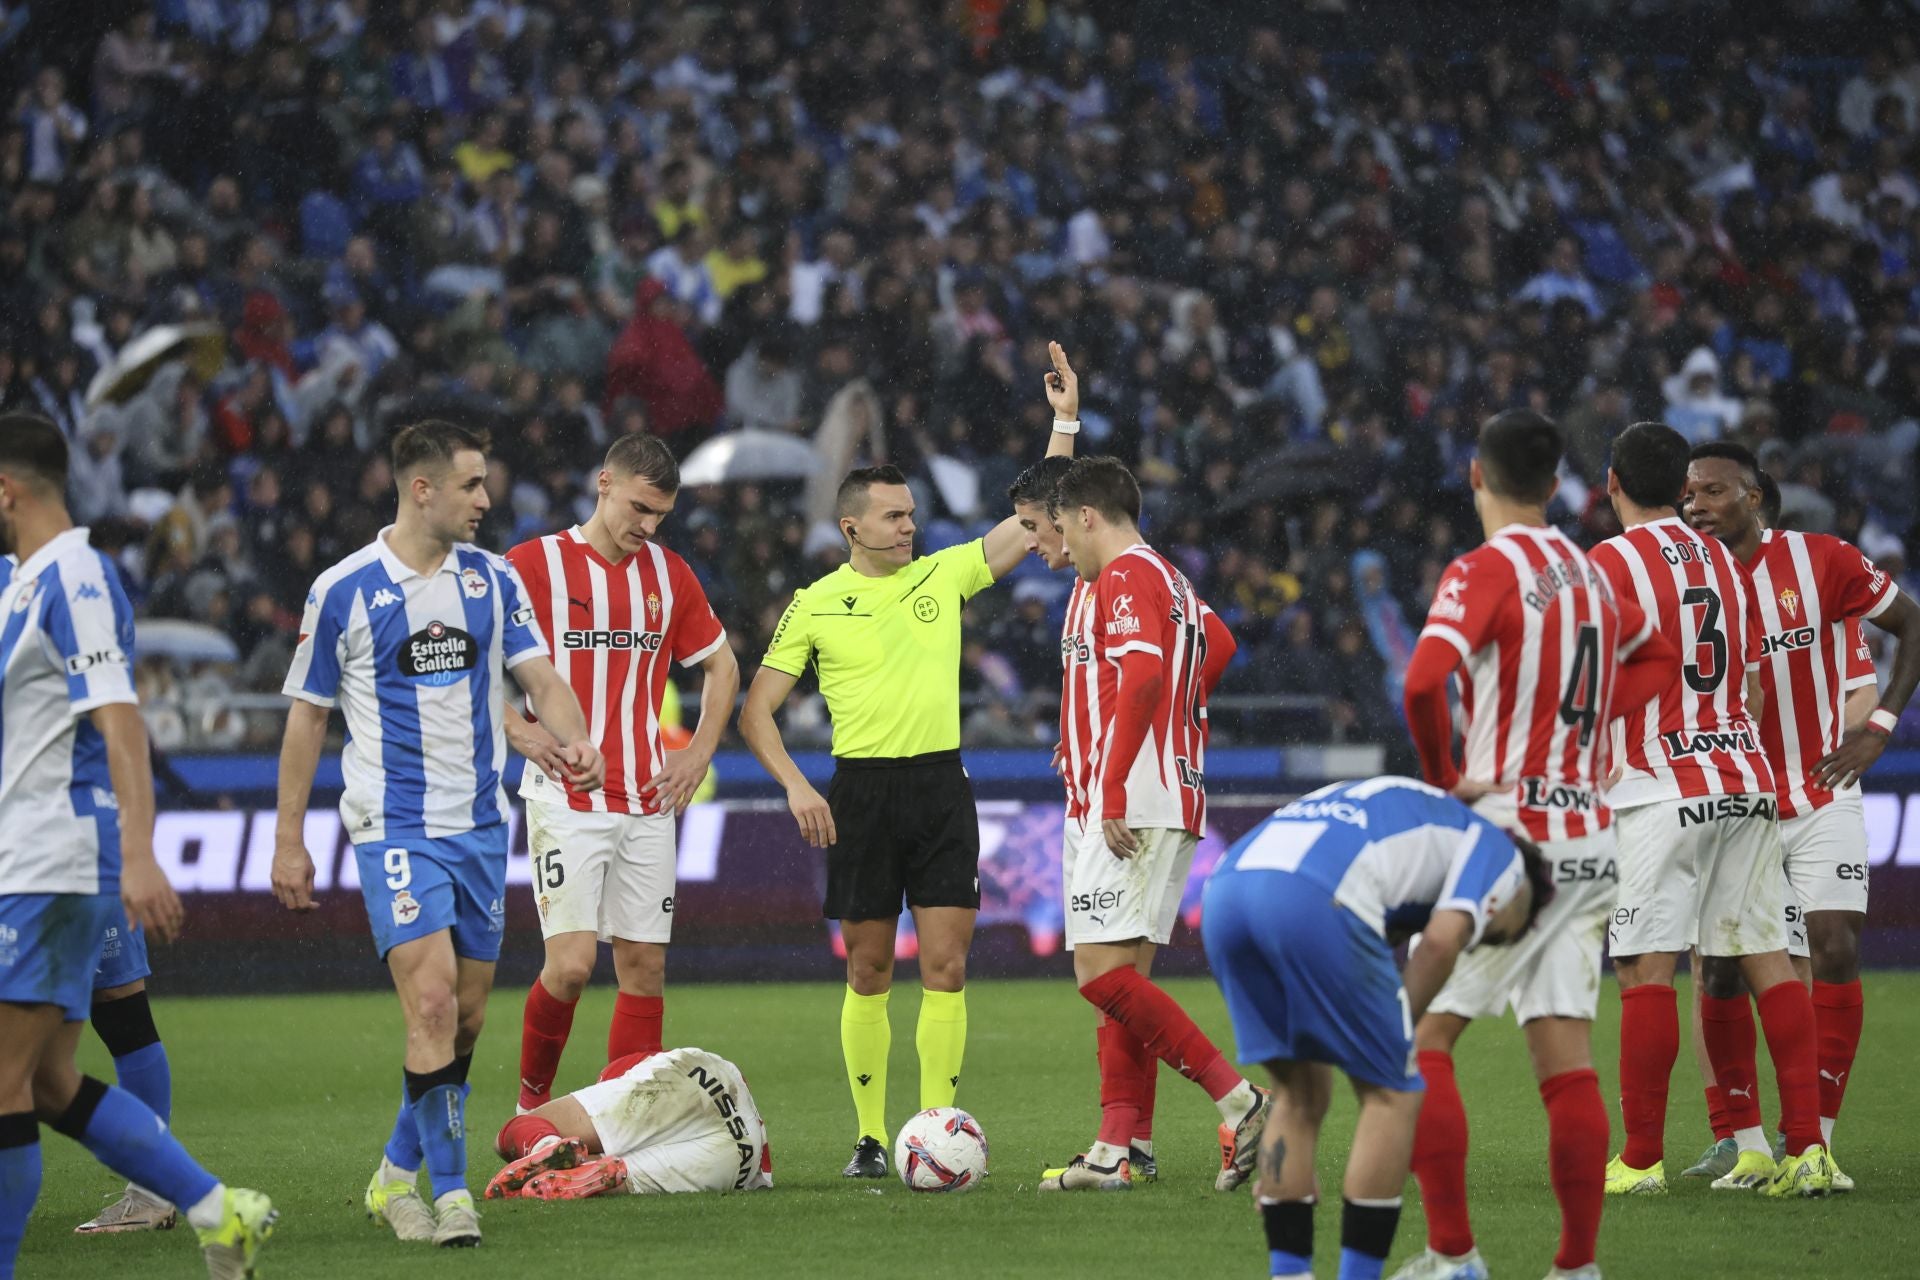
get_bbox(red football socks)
[496,1113,559,1160]
[1079,968,1241,1102]
[1132,1026,1158,1144]
[1617,984,1678,1168]
[1704,1085,1734,1142]
[518,979,579,1111]
[1411,1050,1473,1257]
[608,993,664,1063]
[1812,980,1863,1128]
[1700,993,1762,1131]
[1541,1068,1607,1272]
[1755,980,1822,1155]
[1094,1016,1143,1148]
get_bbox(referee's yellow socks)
[916,987,968,1110]
[841,987,891,1142]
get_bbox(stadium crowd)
[4,0,1920,752]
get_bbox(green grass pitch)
[24,974,1917,1278]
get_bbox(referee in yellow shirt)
[739,344,1081,1177]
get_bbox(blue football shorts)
[1201,872,1423,1092]
[354,825,509,961]
[0,892,117,1020]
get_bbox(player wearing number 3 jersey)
[1590,424,1827,1200]
[1395,410,1675,1280]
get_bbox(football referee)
[738,343,1082,1177]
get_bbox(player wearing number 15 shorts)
[1590,423,1827,1200]
[504,434,739,1117]
[1396,410,1675,1280]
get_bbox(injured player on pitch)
[488,1046,771,1199]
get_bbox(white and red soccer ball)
[894,1107,988,1193]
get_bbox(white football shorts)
[1426,828,1615,1025]
[572,1047,771,1194]
[1610,796,1787,958]
[1780,797,1870,957]
[1062,820,1197,951]
[525,800,677,944]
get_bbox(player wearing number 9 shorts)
[274,421,600,1247]
[1396,410,1677,1280]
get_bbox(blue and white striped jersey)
[0,529,138,894]
[1212,776,1525,946]
[284,528,549,844]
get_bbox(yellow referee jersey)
[760,540,995,759]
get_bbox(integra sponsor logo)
[1520,777,1599,811]
[1660,725,1760,756]
[562,629,663,651]
[1677,795,1778,826]
[400,621,477,683]
[1760,627,1816,656]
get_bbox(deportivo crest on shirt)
[1779,586,1799,619]
[460,567,489,599]
[646,591,661,623]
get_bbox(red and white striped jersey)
[1741,529,1898,818]
[1417,524,1653,842]
[1059,545,1213,835]
[507,528,726,815]
[1590,517,1774,807]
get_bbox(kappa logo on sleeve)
[73,582,104,601]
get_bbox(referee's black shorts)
[823,750,980,921]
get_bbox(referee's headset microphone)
[843,525,901,555]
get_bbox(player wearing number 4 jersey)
[1039,457,1265,1195]
[275,421,602,1248]
[1397,410,1675,1280]
[1589,423,1829,1200]
[1683,441,1920,1191]
[503,434,740,1118]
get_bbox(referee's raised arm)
[733,342,1083,1178]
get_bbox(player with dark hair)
[1205,778,1553,1280]
[737,344,1079,1178]
[1590,423,1828,1197]
[274,419,602,1246]
[1394,410,1676,1280]
[1684,439,1920,1193]
[1040,453,1259,1193]
[0,413,276,1277]
[503,431,739,1121]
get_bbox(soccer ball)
[893,1107,989,1193]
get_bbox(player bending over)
[0,413,274,1278]
[1040,456,1263,1193]
[1203,777,1552,1280]
[488,1047,770,1199]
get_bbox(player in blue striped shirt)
[1202,777,1555,1280]
[273,420,601,1248]
[0,413,275,1278]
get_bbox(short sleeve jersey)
[760,540,995,759]
[284,527,549,843]
[0,529,139,894]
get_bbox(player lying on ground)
[488,1047,770,1199]
[1039,455,1268,1193]
[1202,777,1552,1280]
